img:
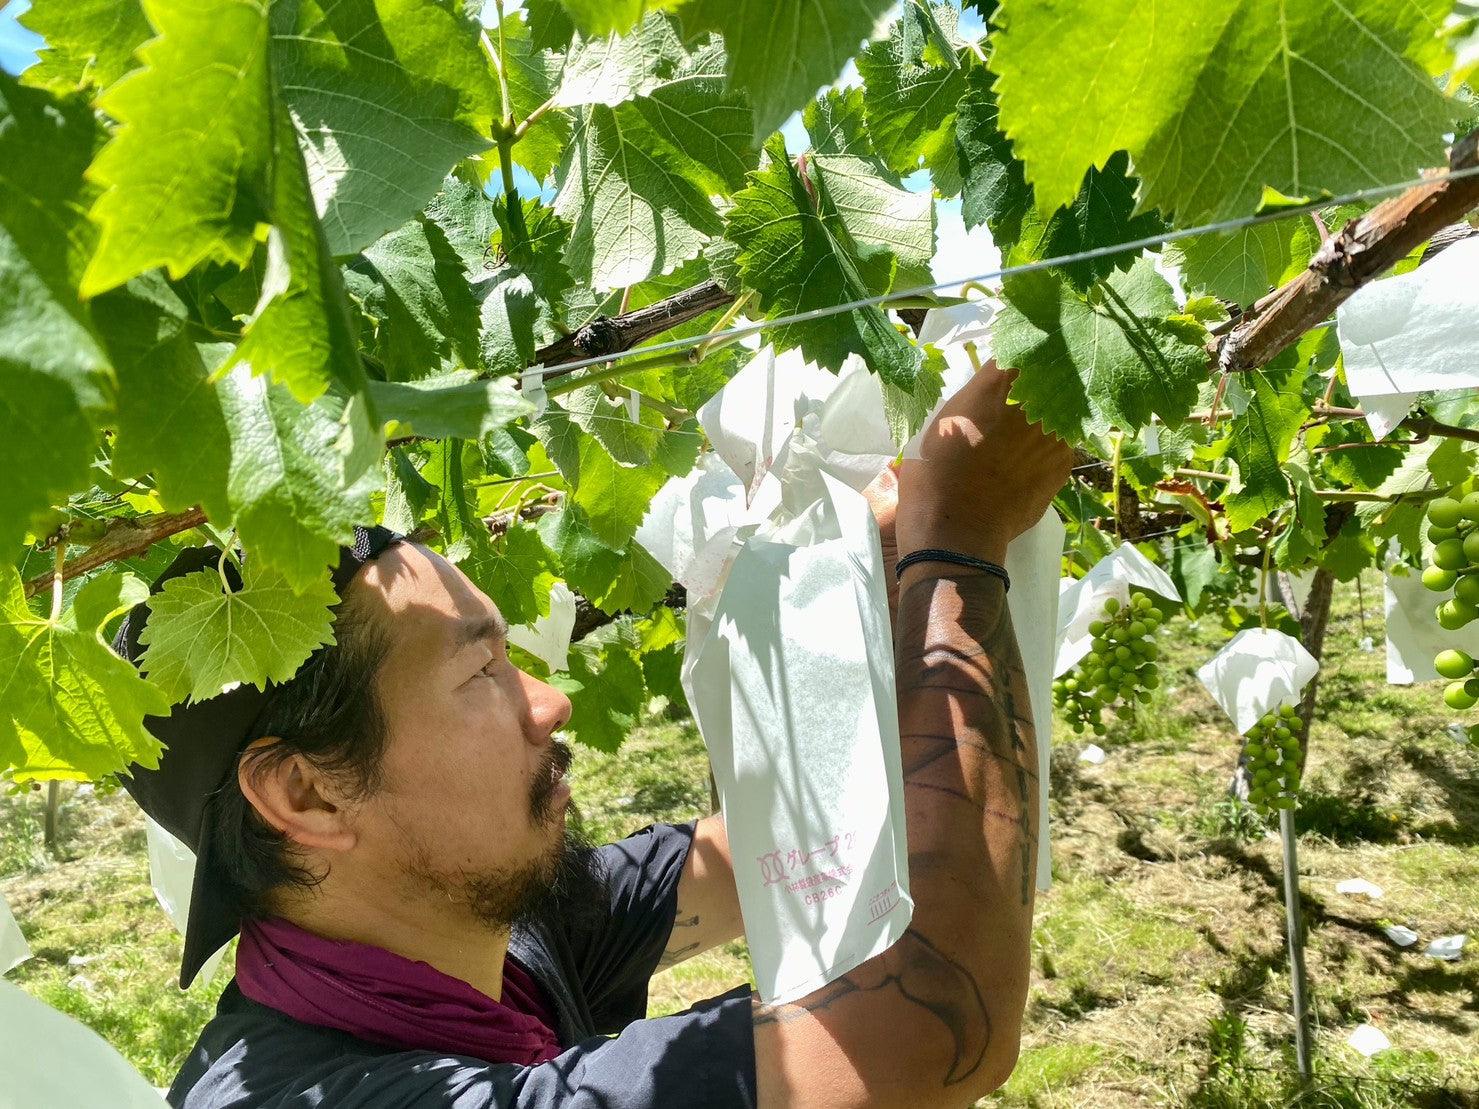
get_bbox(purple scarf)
[236,917,562,1066]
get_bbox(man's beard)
[400,739,609,934]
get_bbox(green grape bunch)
[1052,591,1163,736]
[1422,488,1479,741]
[1242,703,1304,815]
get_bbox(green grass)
[3,569,1477,1103]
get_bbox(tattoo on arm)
[753,928,992,1087]
[657,910,703,969]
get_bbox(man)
[115,363,1070,1108]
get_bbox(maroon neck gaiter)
[236,916,562,1066]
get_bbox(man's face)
[339,542,599,932]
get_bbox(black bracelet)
[895,548,1011,591]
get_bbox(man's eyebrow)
[451,612,509,654]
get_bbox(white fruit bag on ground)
[1055,544,1181,677]
[146,816,228,987]
[1197,628,1319,733]
[1336,236,1479,439]
[0,978,169,1107]
[1384,568,1479,684]
[0,890,29,974]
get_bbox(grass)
[3,569,1478,1103]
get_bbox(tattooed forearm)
[895,570,1038,907]
[753,928,991,1086]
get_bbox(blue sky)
[0,0,996,286]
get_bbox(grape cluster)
[1422,489,1479,742]
[1242,704,1303,814]
[1052,592,1163,735]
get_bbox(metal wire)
[527,162,1479,383]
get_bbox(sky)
[0,0,997,288]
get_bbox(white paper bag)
[1197,628,1319,734]
[508,581,577,672]
[1336,236,1479,440]
[1385,569,1479,684]
[1055,545,1182,677]
[0,979,170,1107]
[146,817,228,988]
[683,469,913,1004]
[0,891,29,975]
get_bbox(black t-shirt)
[169,821,757,1108]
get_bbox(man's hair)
[204,584,393,917]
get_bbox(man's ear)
[236,737,358,854]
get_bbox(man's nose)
[522,670,572,743]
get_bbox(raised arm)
[750,363,1071,1108]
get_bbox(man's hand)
[895,360,1071,567]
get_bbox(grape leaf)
[812,154,935,289]
[1220,367,1311,532]
[232,108,369,403]
[538,506,672,615]
[217,368,382,592]
[994,259,1209,440]
[726,136,923,389]
[805,86,890,171]
[988,0,1453,221]
[0,77,112,550]
[500,9,571,180]
[533,404,670,547]
[349,216,481,379]
[81,0,274,295]
[368,374,532,441]
[554,622,645,752]
[678,0,895,144]
[855,1,970,195]
[555,0,683,38]
[19,0,152,93]
[272,0,493,256]
[553,11,686,107]
[91,276,232,521]
[137,561,338,704]
[0,568,170,781]
[1167,220,1317,307]
[956,70,1164,290]
[428,441,556,626]
[628,36,756,193]
[382,446,439,533]
[555,102,721,290]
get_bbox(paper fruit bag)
[683,468,913,1004]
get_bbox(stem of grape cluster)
[50,544,64,623]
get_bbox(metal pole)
[1279,807,1314,1082]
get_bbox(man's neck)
[281,896,511,1003]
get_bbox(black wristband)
[895,548,1011,591]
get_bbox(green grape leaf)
[81,0,274,295]
[533,403,670,547]
[555,0,684,38]
[1170,543,1219,612]
[554,101,721,290]
[91,276,232,521]
[368,374,532,440]
[629,36,756,194]
[218,369,383,591]
[538,506,672,615]
[1427,436,1476,488]
[382,446,439,533]
[1272,461,1325,568]
[0,568,171,781]
[988,0,1453,221]
[1316,420,1404,490]
[555,623,645,752]
[137,561,338,704]
[501,9,571,180]
[855,1,970,195]
[678,0,895,143]
[232,108,369,403]
[994,259,1209,440]
[813,154,935,289]
[350,216,481,380]
[1167,220,1317,308]
[805,87,884,166]
[553,11,686,107]
[427,441,556,626]
[955,70,1163,290]
[272,0,493,256]
[726,136,923,389]
[0,77,112,550]
[19,0,152,93]
[1320,515,1377,580]
[1221,368,1311,532]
